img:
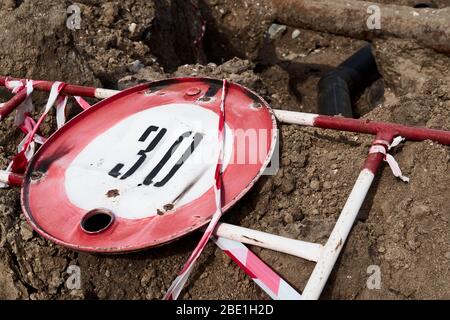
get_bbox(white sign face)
[65,103,233,219]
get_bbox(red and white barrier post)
[212,236,302,300]
[0,170,23,187]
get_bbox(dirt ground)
[0,0,449,300]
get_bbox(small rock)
[261,179,274,193]
[296,153,308,168]
[101,2,119,27]
[277,199,289,209]
[220,58,252,74]
[407,240,420,251]
[410,204,430,218]
[281,157,291,167]
[271,93,280,101]
[141,268,156,286]
[48,270,63,290]
[20,222,33,241]
[378,246,386,253]
[128,23,137,34]
[291,29,301,39]
[99,34,117,49]
[69,289,85,299]
[445,252,450,260]
[282,224,302,239]
[281,178,296,194]
[310,179,321,191]
[128,60,145,73]
[284,52,299,60]
[282,212,294,225]
[2,0,16,10]
[392,233,401,242]
[268,23,287,40]
[306,166,316,175]
[97,288,108,299]
[108,57,117,65]
[323,181,332,190]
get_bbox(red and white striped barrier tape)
[163,80,300,300]
[24,81,65,144]
[4,78,36,128]
[0,79,36,187]
[9,82,67,173]
[1,79,63,169]
[55,95,69,129]
[18,116,46,145]
[5,78,26,93]
[164,79,228,300]
[74,96,91,110]
[13,80,34,127]
[369,136,409,183]
[212,236,302,300]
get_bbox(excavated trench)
[0,0,449,300]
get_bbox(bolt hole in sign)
[21,78,277,253]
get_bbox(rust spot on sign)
[106,189,120,198]
[163,203,174,211]
[156,204,175,216]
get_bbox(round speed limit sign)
[22,78,277,252]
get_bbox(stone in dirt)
[268,23,287,40]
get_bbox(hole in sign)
[80,209,115,234]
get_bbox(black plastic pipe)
[317,44,381,117]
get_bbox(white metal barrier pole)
[301,169,375,299]
[301,133,393,300]
[214,222,323,262]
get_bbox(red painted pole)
[0,76,98,98]
[0,89,28,121]
[0,171,24,187]
[314,115,450,146]
[8,172,24,186]
[274,110,450,146]
[0,76,103,123]
[362,130,395,174]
